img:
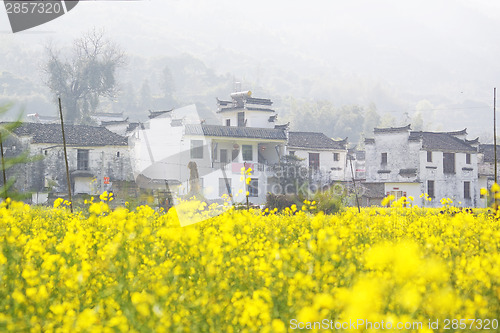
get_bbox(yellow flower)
[491,183,500,193]
[53,197,64,208]
[480,188,488,196]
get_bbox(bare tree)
[43,28,126,124]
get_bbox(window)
[242,145,253,161]
[219,178,232,196]
[237,112,245,127]
[116,151,120,158]
[77,149,89,170]
[464,181,471,199]
[220,149,228,163]
[381,152,387,165]
[427,151,432,162]
[309,153,320,170]
[389,190,403,201]
[443,153,455,173]
[466,153,471,164]
[226,119,231,126]
[333,153,340,161]
[428,180,435,198]
[44,150,48,156]
[212,146,218,161]
[190,140,203,159]
[289,151,295,156]
[232,147,239,161]
[248,178,259,197]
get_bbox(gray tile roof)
[6,123,128,146]
[288,132,347,150]
[399,168,417,175]
[410,131,476,153]
[374,124,411,133]
[148,110,172,119]
[446,128,467,136]
[184,124,287,140]
[365,138,375,144]
[479,144,500,162]
[126,122,140,133]
[100,118,129,126]
[217,106,275,113]
[246,97,273,106]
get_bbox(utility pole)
[0,131,7,201]
[349,153,361,213]
[58,97,73,213]
[495,88,498,187]
[494,88,498,210]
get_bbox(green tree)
[139,79,153,110]
[160,65,176,102]
[0,103,40,202]
[412,111,424,131]
[43,28,126,124]
[363,103,381,138]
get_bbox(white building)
[286,132,348,185]
[365,125,479,207]
[2,122,133,199]
[130,93,287,205]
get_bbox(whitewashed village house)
[1,123,134,201]
[478,144,500,207]
[130,93,288,205]
[286,132,348,185]
[365,125,479,207]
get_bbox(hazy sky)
[2,0,500,134]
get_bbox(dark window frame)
[443,152,455,174]
[464,181,471,199]
[220,149,228,163]
[212,146,218,161]
[427,180,435,198]
[237,112,245,127]
[381,152,387,165]
[226,119,231,126]
[427,151,432,162]
[309,153,320,170]
[242,145,253,161]
[248,178,259,197]
[466,153,471,164]
[334,152,340,161]
[77,149,90,171]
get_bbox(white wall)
[366,130,480,207]
[289,148,348,182]
[220,110,275,129]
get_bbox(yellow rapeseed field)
[0,194,499,332]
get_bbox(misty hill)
[0,0,499,141]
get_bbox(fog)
[1,0,500,139]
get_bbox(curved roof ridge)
[374,124,411,133]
